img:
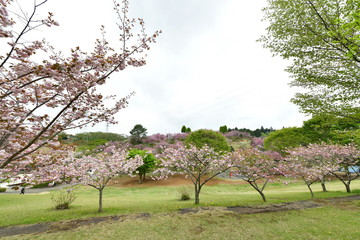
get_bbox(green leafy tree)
[181,125,187,133]
[128,149,157,183]
[130,124,147,144]
[264,127,311,155]
[219,125,228,133]
[302,114,360,144]
[181,125,191,133]
[260,0,360,117]
[185,129,231,152]
[302,115,337,143]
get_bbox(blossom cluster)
[0,0,160,174]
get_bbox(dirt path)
[1,195,359,238]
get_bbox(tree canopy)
[185,129,231,152]
[128,149,157,183]
[264,127,311,155]
[0,0,159,173]
[129,124,147,144]
[260,0,360,117]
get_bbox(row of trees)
[265,114,360,154]
[223,126,275,137]
[1,0,359,214]
[25,129,360,212]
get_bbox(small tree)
[181,125,187,133]
[181,126,191,133]
[219,125,228,133]
[130,124,147,144]
[322,144,360,193]
[231,148,280,202]
[285,148,331,197]
[128,149,157,183]
[157,144,234,204]
[33,146,143,212]
[287,143,360,194]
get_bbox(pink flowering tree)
[31,146,143,212]
[0,0,159,175]
[286,143,360,195]
[284,151,329,198]
[251,138,264,149]
[327,144,360,193]
[156,144,235,204]
[231,148,281,202]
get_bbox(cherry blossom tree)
[0,0,160,175]
[31,146,143,212]
[316,144,359,193]
[231,148,281,202]
[284,151,329,197]
[286,143,360,195]
[251,138,264,149]
[156,144,235,204]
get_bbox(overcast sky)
[33,0,308,135]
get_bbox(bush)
[51,188,77,210]
[0,188,6,192]
[32,181,55,188]
[185,129,231,152]
[177,187,191,201]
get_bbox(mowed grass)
[0,178,359,228]
[5,206,360,240]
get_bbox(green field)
[0,178,359,239]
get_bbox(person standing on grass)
[20,187,25,195]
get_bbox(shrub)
[32,181,55,188]
[51,188,77,210]
[177,187,191,201]
[0,188,6,192]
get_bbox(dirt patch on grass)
[226,201,322,214]
[0,213,150,238]
[108,174,246,188]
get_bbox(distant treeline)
[221,125,275,137]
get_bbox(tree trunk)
[332,172,352,193]
[344,182,351,193]
[249,181,267,202]
[194,191,200,204]
[98,188,104,213]
[259,191,266,202]
[194,183,201,205]
[138,174,143,184]
[306,183,314,198]
[321,181,327,192]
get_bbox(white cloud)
[24,0,308,135]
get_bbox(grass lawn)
[0,178,359,229]
[4,206,359,240]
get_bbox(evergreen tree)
[130,124,147,144]
[181,125,187,133]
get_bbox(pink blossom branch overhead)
[0,0,160,172]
